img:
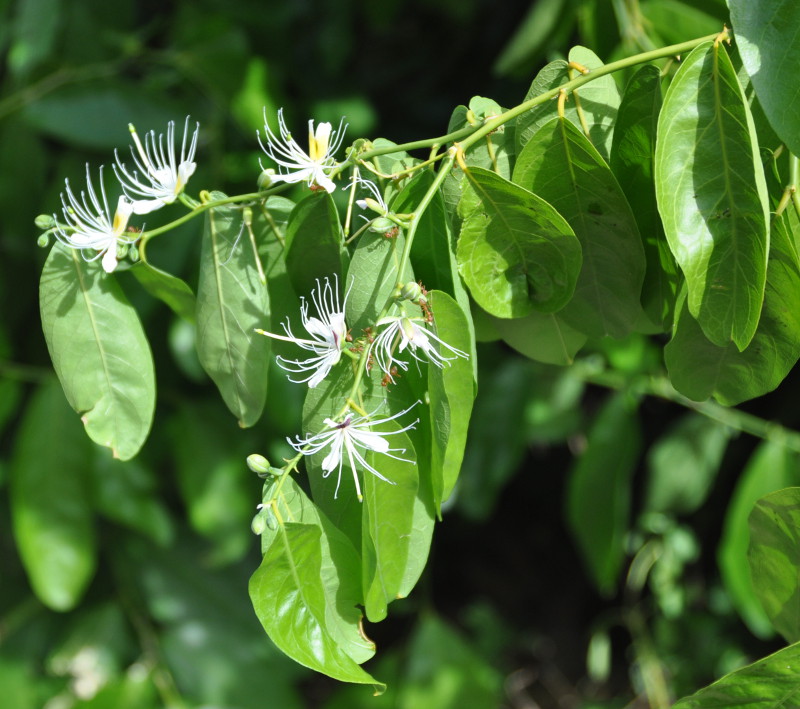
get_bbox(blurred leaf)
[610,65,678,331]
[567,392,641,596]
[427,291,475,509]
[729,0,800,157]
[719,439,800,638]
[457,166,581,318]
[513,118,645,338]
[250,523,384,690]
[131,261,195,324]
[8,0,61,77]
[285,192,348,298]
[40,244,155,460]
[673,641,800,708]
[665,213,800,405]
[10,380,96,610]
[195,193,270,427]
[655,41,770,350]
[641,0,722,46]
[748,488,800,643]
[493,0,569,77]
[644,414,729,516]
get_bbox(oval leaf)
[456,166,581,318]
[132,261,196,323]
[195,194,270,427]
[655,41,770,350]
[39,243,155,460]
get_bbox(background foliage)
[3,0,800,707]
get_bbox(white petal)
[101,246,118,273]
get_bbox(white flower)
[289,402,419,500]
[258,108,347,193]
[114,117,199,214]
[371,315,468,381]
[54,165,137,273]
[255,275,349,388]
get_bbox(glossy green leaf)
[131,260,196,323]
[249,523,384,691]
[362,430,419,622]
[285,192,347,296]
[513,118,645,338]
[748,488,800,643]
[427,291,475,509]
[567,392,641,596]
[730,0,800,157]
[610,64,678,331]
[719,440,800,638]
[10,381,96,610]
[673,641,800,708]
[257,476,375,665]
[457,166,581,318]
[644,414,729,516]
[514,59,570,153]
[39,244,155,460]
[655,41,770,350]
[665,213,800,405]
[195,194,270,427]
[489,310,586,365]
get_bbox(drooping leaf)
[748,488,800,643]
[195,193,270,427]
[39,243,155,460]
[489,309,586,366]
[131,260,196,323]
[718,440,800,638]
[672,641,800,708]
[456,166,581,318]
[610,64,678,331]
[567,392,641,596]
[284,191,348,297]
[10,380,96,611]
[655,41,770,350]
[513,118,645,338]
[665,213,800,405]
[493,0,569,77]
[729,0,800,157]
[249,523,384,691]
[427,291,475,510]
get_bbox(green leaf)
[643,414,729,516]
[513,118,645,338]
[456,166,581,318]
[446,97,514,178]
[718,440,800,638]
[427,291,475,509]
[610,64,678,331]
[514,59,570,153]
[10,380,96,610]
[729,0,800,157]
[748,488,800,643]
[489,310,586,365]
[641,0,722,46]
[362,430,419,622]
[131,261,196,323]
[655,41,770,350]
[257,476,375,665]
[665,213,800,405]
[249,523,384,691]
[39,244,155,460]
[195,194,270,427]
[284,192,348,296]
[567,392,641,596]
[672,641,800,708]
[493,0,569,77]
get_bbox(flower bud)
[368,216,396,234]
[257,169,275,190]
[251,511,267,535]
[400,281,423,303]
[247,453,271,475]
[35,214,56,230]
[37,234,50,248]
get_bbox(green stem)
[357,125,475,161]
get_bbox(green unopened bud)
[368,216,397,234]
[35,214,56,230]
[258,169,275,190]
[247,454,271,475]
[251,511,267,535]
[400,281,424,303]
[37,234,50,248]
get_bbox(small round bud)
[35,214,56,230]
[37,234,50,248]
[251,511,267,535]
[247,454,271,475]
[368,216,396,234]
[257,169,275,190]
[400,281,423,303]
